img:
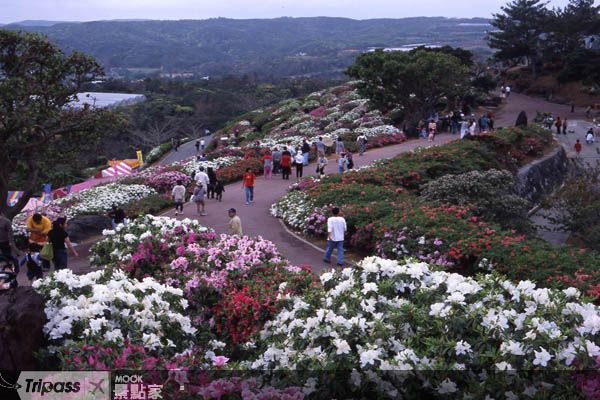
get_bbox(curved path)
[166,135,454,271]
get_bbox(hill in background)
[9,17,492,78]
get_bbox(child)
[316,155,328,177]
[0,261,17,290]
[214,180,225,202]
[172,179,187,216]
[25,243,44,283]
[337,153,347,173]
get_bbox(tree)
[542,162,600,251]
[346,49,469,127]
[546,0,600,57]
[128,118,181,148]
[0,30,113,219]
[488,0,551,78]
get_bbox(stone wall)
[514,145,570,204]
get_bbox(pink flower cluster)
[194,378,304,400]
[145,168,191,193]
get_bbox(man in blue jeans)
[323,207,347,267]
[242,168,256,205]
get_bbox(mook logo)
[113,374,162,400]
[16,371,109,400]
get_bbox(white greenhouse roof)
[70,92,146,109]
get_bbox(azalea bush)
[250,256,600,399]
[421,169,531,232]
[91,215,315,352]
[33,268,196,361]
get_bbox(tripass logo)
[15,371,109,400]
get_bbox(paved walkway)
[166,135,455,271]
[495,92,600,245]
[159,135,213,165]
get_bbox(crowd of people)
[0,211,80,289]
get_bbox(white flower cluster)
[33,268,196,353]
[53,183,156,219]
[177,156,242,176]
[270,191,316,231]
[250,256,600,397]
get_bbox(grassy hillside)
[11,17,492,77]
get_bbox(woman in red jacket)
[280,152,292,180]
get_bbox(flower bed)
[249,256,600,398]
[272,126,600,297]
[211,83,408,153]
[90,215,315,351]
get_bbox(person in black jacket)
[207,167,217,199]
[301,139,311,166]
[214,180,225,202]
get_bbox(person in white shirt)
[469,120,478,136]
[323,207,347,266]
[356,134,367,155]
[505,85,511,97]
[200,139,205,150]
[171,180,187,216]
[195,167,210,188]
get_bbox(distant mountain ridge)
[6,17,492,78]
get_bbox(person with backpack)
[262,151,273,179]
[356,134,367,155]
[172,179,187,216]
[47,217,78,271]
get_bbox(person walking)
[335,136,345,155]
[428,120,437,141]
[47,217,78,270]
[214,179,225,202]
[323,207,347,267]
[262,151,273,180]
[505,85,511,98]
[172,179,187,216]
[315,137,326,157]
[301,139,311,166]
[337,153,347,173]
[195,167,210,190]
[555,117,562,135]
[272,147,282,175]
[562,118,568,134]
[469,120,478,136]
[357,133,367,155]
[200,138,206,151]
[575,139,583,158]
[242,168,256,205]
[316,154,328,178]
[294,150,304,180]
[207,167,217,199]
[195,140,200,153]
[346,150,354,170]
[460,119,469,139]
[228,208,243,236]
[281,151,292,180]
[192,183,207,216]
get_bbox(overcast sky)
[0,0,576,24]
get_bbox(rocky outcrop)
[514,145,570,204]
[67,215,112,242]
[0,287,46,370]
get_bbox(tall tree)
[0,30,113,219]
[488,0,551,78]
[346,49,469,127]
[547,0,600,57]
